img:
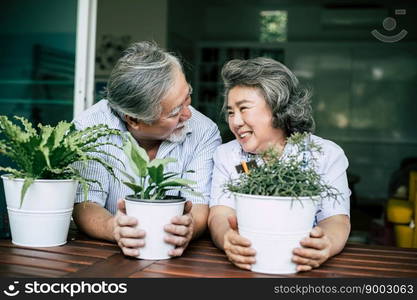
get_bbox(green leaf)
[51,121,73,149]
[181,189,204,198]
[38,125,54,168]
[122,181,143,195]
[144,183,157,199]
[162,172,179,181]
[118,169,136,183]
[156,186,203,199]
[148,165,164,184]
[160,178,197,187]
[14,116,37,137]
[176,188,203,198]
[0,167,24,178]
[148,157,177,168]
[80,179,89,203]
[122,132,149,177]
[20,177,34,208]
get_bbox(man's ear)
[125,115,142,130]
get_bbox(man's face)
[128,68,192,143]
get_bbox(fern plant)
[226,132,339,201]
[0,115,122,206]
[121,132,202,200]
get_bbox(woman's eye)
[227,111,234,116]
[240,107,248,111]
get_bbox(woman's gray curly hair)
[105,41,182,124]
[221,57,315,135]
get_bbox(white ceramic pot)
[1,175,78,247]
[234,193,318,274]
[124,196,185,260]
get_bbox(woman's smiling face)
[227,86,285,154]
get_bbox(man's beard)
[166,120,190,143]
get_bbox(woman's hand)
[291,226,331,272]
[223,215,256,270]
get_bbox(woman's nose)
[231,112,244,128]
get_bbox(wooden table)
[1,234,417,278]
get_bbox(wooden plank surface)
[69,254,156,278]
[0,237,120,277]
[0,246,101,265]
[1,236,417,278]
[131,241,417,278]
[0,264,69,278]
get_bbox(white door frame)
[73,0,97,117]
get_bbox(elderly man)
[72,41,221,257]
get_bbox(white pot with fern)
[226,133,338,274]
[121,133,201,260]
[0,116,120,247]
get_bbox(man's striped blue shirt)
[73,99,221,214]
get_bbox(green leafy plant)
[0,115,122,206]
[121,132,202,200]
[226,132,339,201]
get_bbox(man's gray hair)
[221,57,315,135]
[106,41,182,124]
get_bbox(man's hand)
[112,199,146,257]
[164,201,194,257]
[223,215,256,270]
[292,226,331,272]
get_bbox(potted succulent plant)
[226,132,339,274]
[121,132,201,260]
[0,115,121,247]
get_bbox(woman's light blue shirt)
[210,135,350,223]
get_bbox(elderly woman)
[208,57,351,272]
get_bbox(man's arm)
[73,200,146,257]
[72,202,115,241]
[191,204,209,239]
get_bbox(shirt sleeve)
[210,146,237,209]
[181,123,222,205]
[315,146,351,223]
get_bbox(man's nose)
[179,105,192,122]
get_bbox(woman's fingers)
[224,228,256,270]
[226,251,256,264]
[292,254,320,268]
[296,264,313,272]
